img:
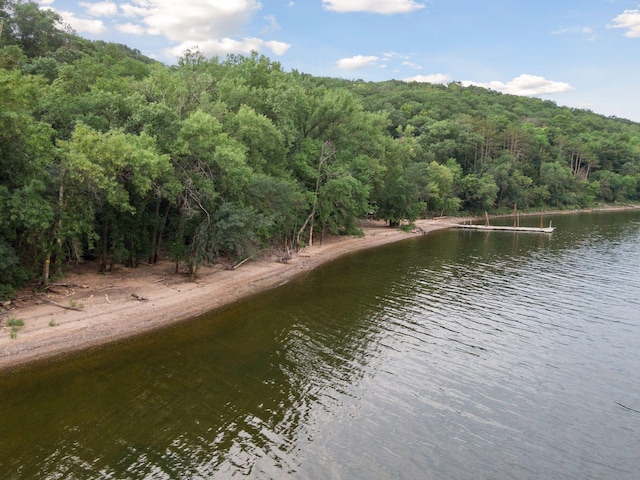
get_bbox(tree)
[169,110,255,273]
[540,161,575,206]
[296,140,335,248]
[0,68,56,285]
[245,174,306,250]
[3,1,70,57]
[459,174,498,213]
[596,171,637,202]
[53,124,173,275]
[225,104,286,175]
[406,160,461,216]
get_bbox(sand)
[0,218,457,372]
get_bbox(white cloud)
[336,55,379,69]
[116,22,146,35]
[128,0,262,42]
[62,0,288,59]
[167,37,291,58]
[58,11,107,35]
[383,51,409,60]
[462,74,573,96]
[80,2,118,17]
[120,3,149,17]
[404,73,451,84]
[323,0,425,15]
[552,26,594,36]
[402,61,422,70]
[263,14,280,33]
[608,9,640,38]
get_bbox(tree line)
[1,1,640,299]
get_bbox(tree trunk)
[296,141,335,249]
[42,252,51,285]
[149,198,161,264]
[100,218,111,272]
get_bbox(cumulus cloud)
[167,38,291,58]
[120,3,149,18]
[130,0,261,42]
[323,0,425,15]
[404,73,451,84]
[608,9,640,38]
[58,11,107,35]
[336,55,379,69]
[53,1,290,59]
[462,74,573,96]
[118,0,293,58]
[116,22,146,35]
[80,2,118,17]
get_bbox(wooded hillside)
[2,1,639,298]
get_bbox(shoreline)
[0,218,456,373]
[1,205,637,374]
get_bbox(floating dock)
[452,224,555,233]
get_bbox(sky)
[34,0,640,122]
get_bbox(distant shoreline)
[1,205,636,374]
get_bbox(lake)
[1,210,639,479]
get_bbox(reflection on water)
[1,210,640,479]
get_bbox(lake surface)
[1,210,640,479]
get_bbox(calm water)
[1,211,640,479]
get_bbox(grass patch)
[7,317,24,327]
[69,299,83,309]
[6,316,25,339]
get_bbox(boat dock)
[452,224,555,233]
[450,207,555,233]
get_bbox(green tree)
[458,173,499,213]
[3,1,70,57]
[0,68,55,287]
[540,161,576,206]
[54,124,172,275]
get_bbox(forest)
[2,1,640,299]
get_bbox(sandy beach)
[0,218,458,373]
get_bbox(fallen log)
[42,299,83,312]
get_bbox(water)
[1,210,639,479]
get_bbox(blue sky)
[36,0,640,122]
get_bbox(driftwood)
[278,254,292,264]
[49,283,89,289]
[224,249,268,271]
[227,257,251,270]
[42,298,83,312]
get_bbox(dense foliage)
[1,1,640,297]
